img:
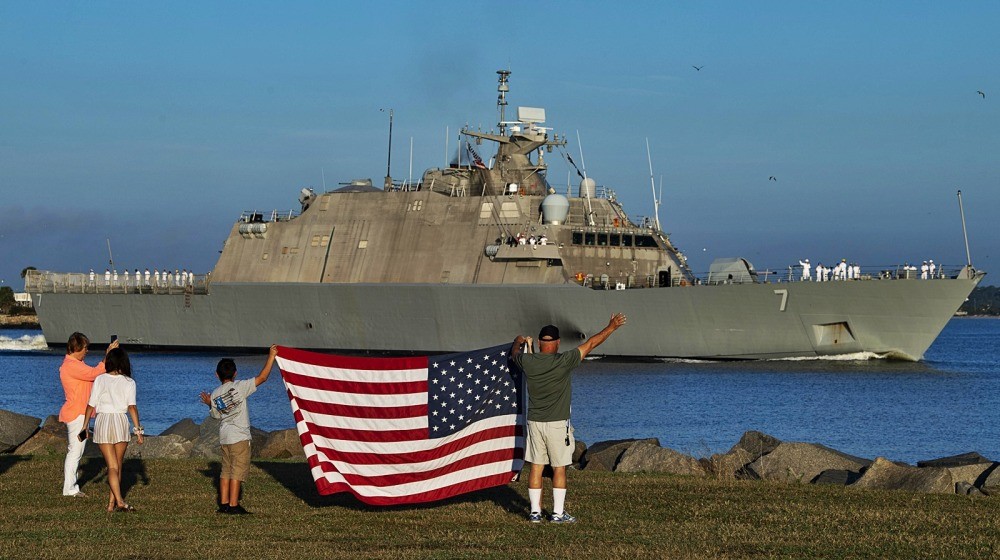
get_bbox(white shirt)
[88,373,137,414]
[209,378,258,444]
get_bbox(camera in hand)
[111,334,118,343]
[78,429,88,442]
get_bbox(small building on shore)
[13,293,33,309]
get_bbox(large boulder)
[580,438,660,472]
[813,469,862,486]
[976,465,1000,495]
[915,452,994,489]
[851,457,954,494]
[160,418,201,441]
[125,434,193,460]
[0,409,41,453]
[13,415,65,455]
[615,441,705,476]
[730,431,782,460]
[257,429,305,460]
[572,440,587,467]
[703,448,754,479]
[743,442,870,484]
[917,452,991,468]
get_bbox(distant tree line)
[960,285,1000,316]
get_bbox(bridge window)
[610,233,621,246]
[598,233,608,246]
[584,233,596,246]
[622,235,633,247]
[635,235,658,248]
[572,232,583,245]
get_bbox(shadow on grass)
[78,457,150,499]
[0,455,31,476]
[254,460,529,514]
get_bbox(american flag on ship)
[276,344,524,505]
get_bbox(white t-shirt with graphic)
[209,379,257,445]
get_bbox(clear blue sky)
[1,1,997,288]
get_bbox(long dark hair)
[104,348,132,378]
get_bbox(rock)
[0,409,41,453]
[702,447,753,479]
[572,440,587,467]
[160,418,201,441]
[851,457,954,494]
[917,452,992,468]
[257,428,305,460]
[729,431,782,461]
[813,469,862,486]
[977,465,1000,495]
[189,416,269,459]
[743,442,870,484]
[955,481,986,496]
[13,415,66,455]
[125,434,193,460]
[945,462,995,488]
[580,438,660,472]
[615,441,705,476]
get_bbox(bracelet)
[132,426,144,435]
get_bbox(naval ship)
[26,71,984,360]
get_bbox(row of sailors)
[90,268,196,288]
[511,233,549,247]
[904,261,940,280]
[797,259,861,281]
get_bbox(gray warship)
[26,70,984,360]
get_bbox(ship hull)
[31,277,980,360]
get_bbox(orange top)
[58,355,105,422]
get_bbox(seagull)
[692,65,704,71]
[769,176,777,182]
[978,90,986,98]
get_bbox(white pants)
[63,415,87,495]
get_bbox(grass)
[2,454,1000,559]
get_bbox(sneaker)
[216,504,230,514]
[528,511,543,523]
[549,512,577,524]
[227,505,251,515]
[66,491,88,498]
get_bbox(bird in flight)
[769,176,777,182]
[692,65,704,71]
[977,90,986,98]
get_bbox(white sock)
[528,488,542,513]
[552,488,566,515]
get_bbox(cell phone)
[78,429,88,442]
[111,334,118,343]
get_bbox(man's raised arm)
[576,313,627,359]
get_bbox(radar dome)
[579,177,596,198]
[541,193,570,225]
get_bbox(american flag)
[276,344,524,505]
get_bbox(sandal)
[114,504,136,513]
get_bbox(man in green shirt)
[511,312,627,523]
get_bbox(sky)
[1,1,998,288]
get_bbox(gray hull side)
[31,278,978,360]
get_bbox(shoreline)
[0,315,39,329]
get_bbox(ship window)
[598,233,608,246]
[290,247,300,254]
[572,232,583,245]
[311,235,320,247]
[282,247,289,255]
[584,233,596,246]
[610,234,621,246]
[635,235,658,248]
[623,235,634,247]
[321,235,329,247]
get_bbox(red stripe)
[278,346,427,371]
[306,424,521,464]
[282,369,428,395]
[290,394,426,419]
[306,423,428,443]
[313,448,524,487]
[313,471,519,505]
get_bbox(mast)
[957,189,972,267]
[382,108,394,190]
[497,70,510,136]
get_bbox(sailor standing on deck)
[113,269,119,287]
[144,268,151,287]
[799,259,811,281]
[89,269,95,287]
[815,263,825,282]
[920,261,929,280]
[105,269,111,286]
[929,260,936,278]
[123,269,129,289]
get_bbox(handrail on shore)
[24,270,211,295]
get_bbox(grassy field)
[1,454,999,559]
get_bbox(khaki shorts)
[221,440,251,481]
[525,420,575,467]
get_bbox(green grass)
[2,454,999,559]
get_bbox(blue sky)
[1,1,997,288]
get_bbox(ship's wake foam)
[771,351,889,362]
[0,334,49,351]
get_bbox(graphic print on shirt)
[213,386,243,415]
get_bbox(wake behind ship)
[26,71,984,360]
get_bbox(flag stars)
[450,361,456,366]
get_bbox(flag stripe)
[282,370,427,396]
[284,391,426,420]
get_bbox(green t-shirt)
[512,349,583,422]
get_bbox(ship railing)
[24,270,212,295]
[239,210,299,223]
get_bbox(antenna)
[408,136,414,190]
[381,108,393,190]
[444,126,449,168]
[957,190,972,267]
[106,238,114,269]
[321,168,327,190]
[577,130,595,226]
[646,138,661,232]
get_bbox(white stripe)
[284,380,426,408]
[308,436,521,477]
[294,407,427,432]
[311,459,520,499]
[278,357,426,384]
[298,414,520,454]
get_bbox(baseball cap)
[538,325,560,341]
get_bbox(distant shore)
[0,315,40,329]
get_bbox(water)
[2,318,998,464]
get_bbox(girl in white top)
[84,348,143,512]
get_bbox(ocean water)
[2,318,997,464]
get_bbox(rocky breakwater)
[1,409,306,461]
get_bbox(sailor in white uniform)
[799,259,811,281]
[144,268,151,287]
[929,260,936,278]
[920,261,929,280]
[815,263,825,282]
[89,269,96,286]
[105,269,111,286]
